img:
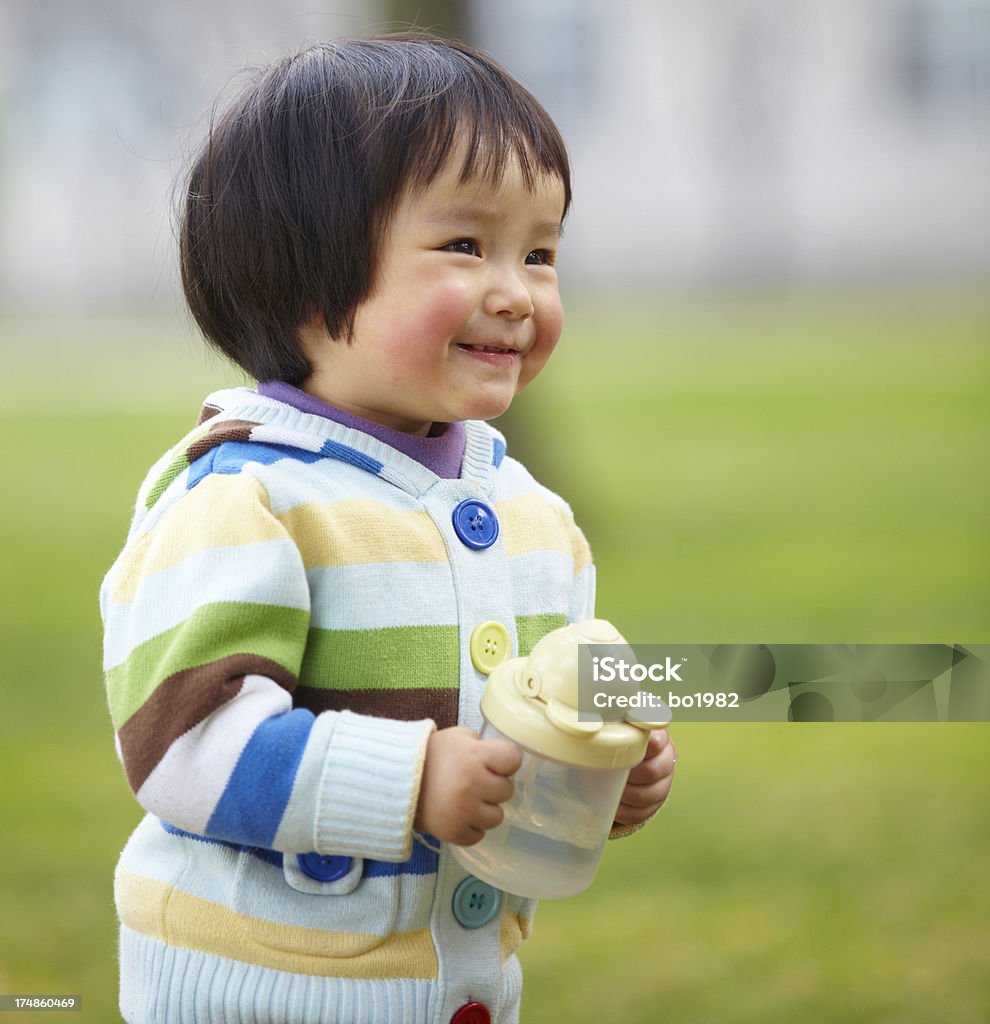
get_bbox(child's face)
[301,145,566,435]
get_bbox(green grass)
[523,724,990,1024]
[1,289,987,1022]
[512,290,990,641]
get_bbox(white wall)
[476,0,990,289]
[2,0,988,308]
[0,0,386,309]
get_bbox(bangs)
[353,36,572,214]
[406,99,570,201]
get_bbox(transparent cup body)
[449,722,629,899]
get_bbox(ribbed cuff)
[609,816,654,841]
[314,711,435,861]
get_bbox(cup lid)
[480,619,671,769]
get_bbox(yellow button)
[470,621,512,675]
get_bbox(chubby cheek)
[518,293,564,391]
[405,277,477,347]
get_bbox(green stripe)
[106,602,309,729]
[144,423,212,510]
[300,625,460,691]
[145,451,188,510]
[515,613,568,657]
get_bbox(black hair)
[179,34,572,384]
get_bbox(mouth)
[455,343,522,367]
[456,344,520,355]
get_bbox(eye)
[525,248,556,266]
[443,239,480,257]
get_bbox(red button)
[450,1002,491,1024]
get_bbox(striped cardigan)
[101,387,595,1023]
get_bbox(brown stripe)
[295,686,460,730]
[118,654,299,793]
[196,403,223,425]
[186,420,261,464]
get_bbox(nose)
[484,263,535,320]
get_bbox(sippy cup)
[451,619,671,899]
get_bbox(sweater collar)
[187,387,505,499]
[255,380,467,480]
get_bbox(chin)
[462,397,514,423]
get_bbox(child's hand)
[414,726,522,846]
[614,729,677,827]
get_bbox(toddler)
[101,34,676,1024]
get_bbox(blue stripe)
[491,436,506,468]
[187,441,324,489]
[205,709,314,847]
[160,821,283,867]
[318,438,385,475]
[161,821,439,876]
[363,837,438,877]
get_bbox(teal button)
[452,876,501,929]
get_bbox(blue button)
[452,499,499,550]
[452,875,501,928]
[297,852,352,882]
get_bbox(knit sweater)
[101,387,595,1024]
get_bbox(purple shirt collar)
[257,381,467,480]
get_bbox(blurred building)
[476,0,990,290]
[1,0,988,309]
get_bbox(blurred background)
[1,1,988,1021]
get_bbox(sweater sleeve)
[564,506,596,624]
[101,469,433,861]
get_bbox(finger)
[626,730,671,777]
[614,796,664,826]
[619,773,674,811]
[626,752,662,786]
[645,729,669,756]
[473,801,506,833]
[480,738,523,777]
[453,823,488,847]
[479,774,515,807]
[630,745,675,782]
[614,778,674,824]
[626,740,677,785]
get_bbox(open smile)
[456,343,521,365]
